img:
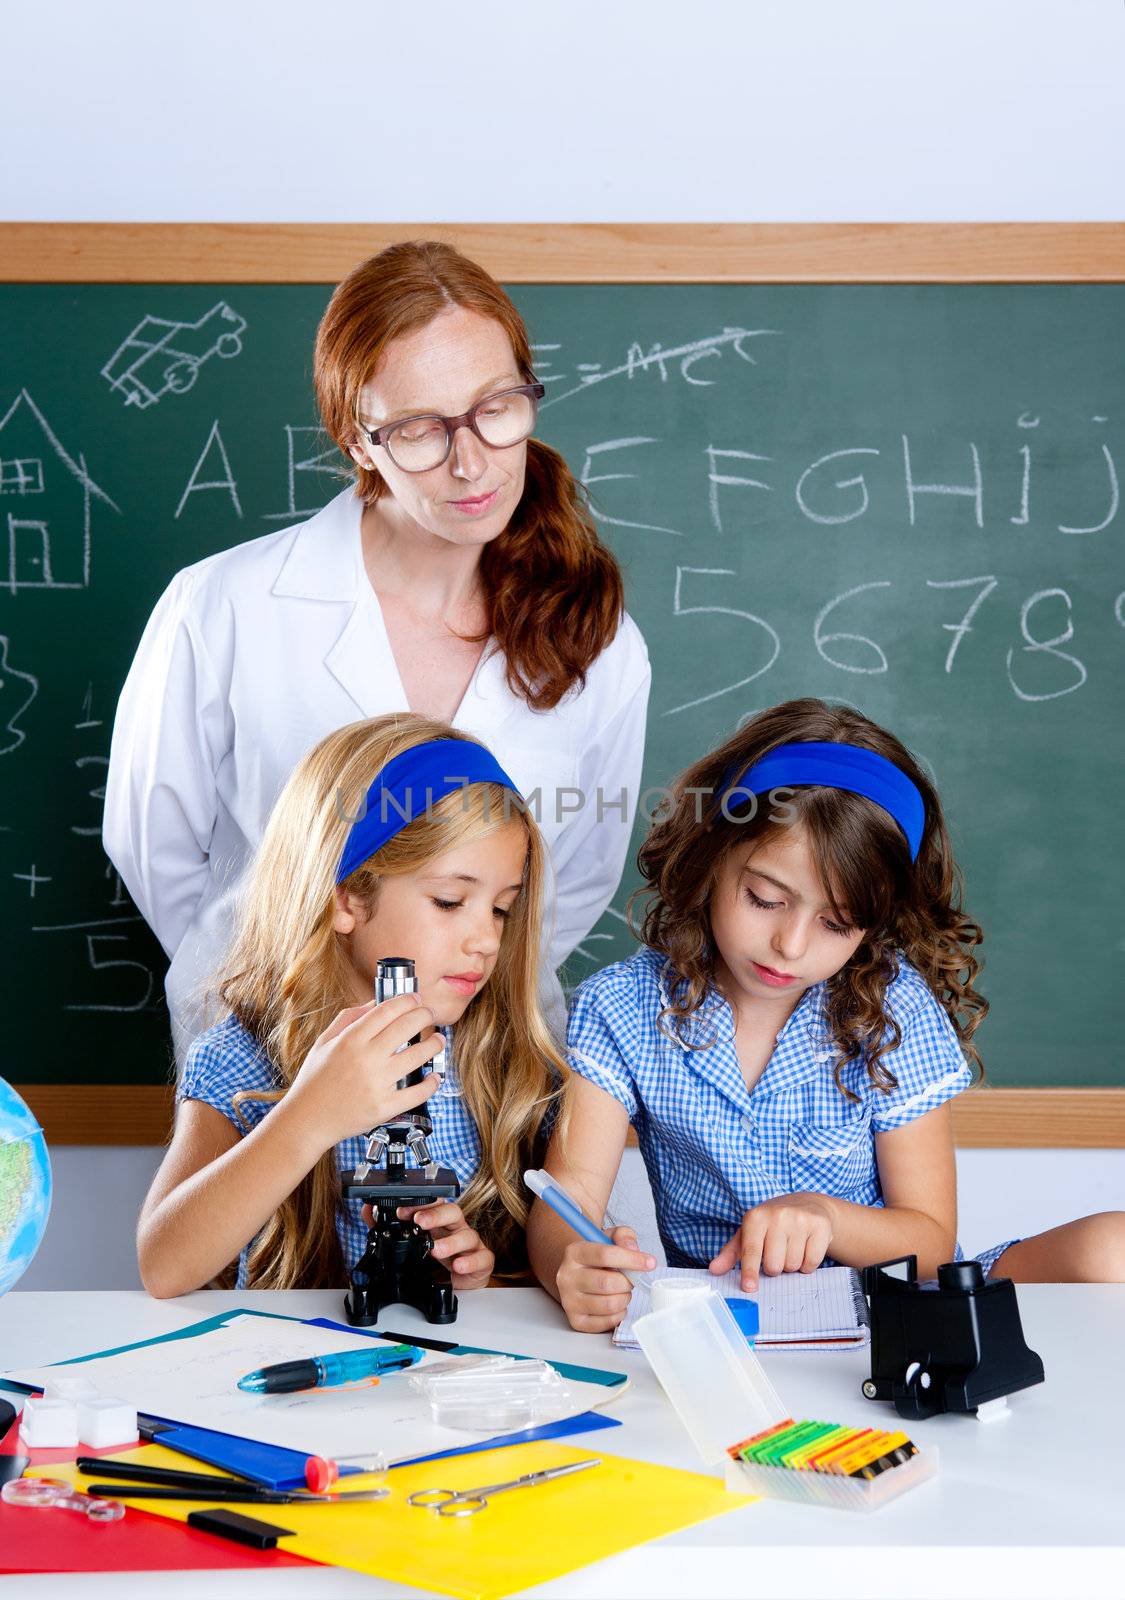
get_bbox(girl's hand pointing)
[709,1194,834,1291]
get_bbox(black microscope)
[341,957,460,1326]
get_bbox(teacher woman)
[103,240,650,1059]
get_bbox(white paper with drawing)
[613,1265,869,1350]
[6,1317,624,1463]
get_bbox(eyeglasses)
[357,383,545,474]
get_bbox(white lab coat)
[103,488,651,1064]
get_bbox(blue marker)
[237,1342,423,1394]
[524,1168,644,1285]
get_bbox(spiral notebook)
[613,1265,870,1351]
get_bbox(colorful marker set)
[634,1288,938,1512]
[729,1418,918,1481]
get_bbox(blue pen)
[237,1342,424,1394]
[524,1168,643,1285]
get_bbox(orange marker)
[807,1427,877,1474]
[833,1431,912,1477]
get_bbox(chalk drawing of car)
[101,303,248,409]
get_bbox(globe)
[0,1078,52,1296]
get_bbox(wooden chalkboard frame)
[5,222,1124,1148]
[3,222,1125,283]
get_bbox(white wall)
[20,1144,1125,1290]
[4,1,1125,223]
[609,1149,1125,1271]
[20,1147,162,1291]
[7,0,1122,1289]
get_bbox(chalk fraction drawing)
[101,302,247,410]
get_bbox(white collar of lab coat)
[271,487,524,739]
[272,487,365,601]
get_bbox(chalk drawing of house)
[101,302,247,410]
[0,390,119,595]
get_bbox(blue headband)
[336,738,523,883]
[720,741,925,861]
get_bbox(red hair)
[314,240,624,712]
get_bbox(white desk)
[2,1285,1122,1600]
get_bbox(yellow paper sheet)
[45,1440,755,1600]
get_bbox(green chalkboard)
[1,284,1122,1088]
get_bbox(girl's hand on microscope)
[289,996,443,1148]
[359,1200,495,1289]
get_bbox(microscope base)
[342,1164,461,1327]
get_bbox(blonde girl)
[139,713,564,1297]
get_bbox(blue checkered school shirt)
[567,946,1015,1277]
[179,1014,482,1288]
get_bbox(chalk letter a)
[175,421,243,519]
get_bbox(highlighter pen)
[524,1169,643,1286]
[237,1342,423,1395]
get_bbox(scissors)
[408,1456,601,1518]
[2,1475,125,1523]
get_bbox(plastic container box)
[77,1398,139,1449]
[409,1355,574,1431]
[634,1289,938,1512]
[18,1394,79,1448]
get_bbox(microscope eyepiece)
[374,956,416,1004]
[375,957,428,1091]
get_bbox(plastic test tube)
[304,1450,388,1494]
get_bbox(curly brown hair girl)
[635,697,988,1093]
[528,698,1033,1333]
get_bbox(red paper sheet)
[0,1413,313,1574]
